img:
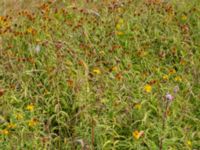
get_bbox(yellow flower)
[174,76,182,82]
[115,31,124,35]
[116,24,121,30]
[134,103,141,110]
[27,28,33,33]
[118,18,124,24]
[93,68,101,74]
[168,68,176,75]
[187,140,192,147]
[99,50,105,55]
[26,104,34,112]
[162,75,169,81]
[116,18,124,30]
[36,38,41,43]
[137,50,148,57]
[26,27,37,35]
[65,60,73,66]
[1,129,9,135]
[7,123,16,129]
[144,84,152,93]
[15,113,23,120]
[28,118,38,127]
[111,66,118,71]
[180,59,186,65]
[101,98,108,104]
[132,130,144,140]
[0,16,3,21]
[181,15,187,21]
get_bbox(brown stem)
[91,118,95,150]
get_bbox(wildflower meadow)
[0,0,200,149]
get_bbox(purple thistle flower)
[165,93,174,101]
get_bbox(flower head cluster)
[93,68,101,75]
[165,93,174,101]
[28,118,38,127]
[115,18,124,35]
[144,84,152,93]
[26,103,34,112]
[132,130,144,140]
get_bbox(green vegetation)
[0,0,199,149]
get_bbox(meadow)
[0,0,200,149]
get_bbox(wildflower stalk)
[159,93,173,150]
[91,118,95,150]
[159,97,166,150]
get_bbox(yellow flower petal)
[162,75,169,81]
[118,18,124,24]
[133,130,144,140]
[7,123,16,129]
[134,103,141,110]
[116,24,121,30]
[28,118,38,127]
[174,76,182,82]
[144,84,152,93]
[111,66,118,71]
[181,15,187,21]
[26,104,34,112]
[168,68,176,75]
[93,69,101,74]
[187,140,192,147]
[1,129,9,135]
[15,113,23,120]
[115,31,124,35]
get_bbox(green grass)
[0,0,200,149]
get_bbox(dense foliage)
[0,0,199,149]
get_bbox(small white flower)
[35,45,41,53]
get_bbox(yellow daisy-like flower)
[187,140,192,147]
[180,59,186,65]
[36,38,41,43]
[28,118,38,127]
[27,28,34,34]
[26,104,34,112]
[115,31,124,35]
[15,113,23,120]
[137,50,148,57]
[134,103,141,110]
[132,130,144,140]
[174,76,182,82]
[168,68,176,75]
[65,60,73,66]
[0,16,3,21]
[111,66,118,71]
[116,23,121,30]
[144,84,152,93]
[99,50,105,55]
[181,15,187,21]
[1,129,9,135]
[93,68,101,75]
[7,123,16,129]
[162,75,169,81]
[118,18,124,24]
